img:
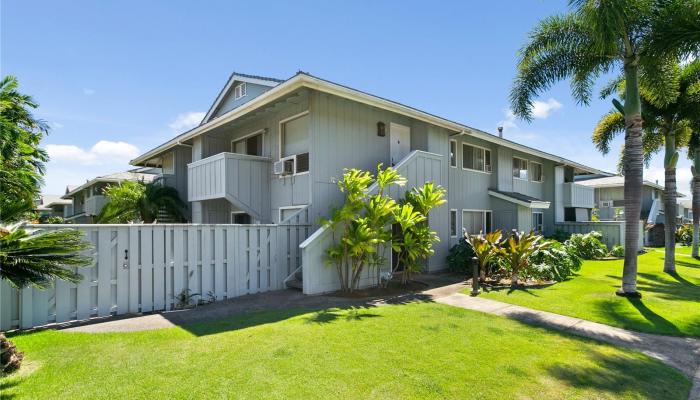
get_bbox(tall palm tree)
[593,59,700,273]
[510,0,697,296]
[98,178,188,223]
[0,75,49,220]
[689,130,700,258]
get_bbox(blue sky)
[2,0,690,195]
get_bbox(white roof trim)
[132,73,609,176]
[488,190,551,209]
[202,73,281,124]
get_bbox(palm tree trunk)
[663,128,677,273]
[619,61,643,296]
[693,167,700,258]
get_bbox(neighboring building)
[131,71,608,275]
[34,195,72,219]
[576,176,672,224]
[62,169,158,223]
[678,198,693,224]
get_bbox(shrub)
[609,244,625,258]
[565,231,608,260]
[464,230,502,281]
[498,230,551,286]
[547,229,571,242]
[530,239,582,281]
[446,238,476,273]
[676,224,692,246]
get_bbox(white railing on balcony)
[187,152,272,221]
[84,195,108,216]
[562,182,594,208]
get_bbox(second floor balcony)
[84,195,108,216]
[187,152,272,221]
[562,182,594,208]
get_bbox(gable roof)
[201,72,284,124]
[35,194,72,210]
[575,176,667,191]
[62,171,158,199]
[132,71,611,176]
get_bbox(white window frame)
[532,211,543,233]
[278,205,307,223]
[449,209,458,237]
[462,143,492,174]
[513,157,529,180]
[449,140,457,168]
[231,128,265,156]
[233,82,247,100]
[461,209,493,235]
[530,161,543,182]
[278,111,310,176]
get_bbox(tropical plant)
[610,244,626,258]
[464,230,502,281]
[0,332,23,375]
[446,238,476,273]
[325,165,405,292]
[391,183,445,284]
[530,239,583,282]
[566,231,608,260]
[97,178,187,223]
[547,229,571,242]
[676,224,693,246]
[0,76,49,221]
[593,59,700,273]
[509,0,700,296]
[498,230,551,287]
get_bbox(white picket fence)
[0,221,310,331]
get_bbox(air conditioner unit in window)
[273,155,295,176]
[484,164,492,173]
[600,200,613,208]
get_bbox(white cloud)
[498,109,518,130]
[52,122,64,129]
[46,140,140,166]
[83,88,95,96]
[531,98,562,119]
[645,164,694,197]
[169,112,205,131]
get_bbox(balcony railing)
[187,152,272,221]
[85,195,108,216]
[562,182,594,208]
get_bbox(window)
[280,112,310,174]
[279,206,305,223]
[462,144,492,172]
[532,212,543,233]
[513,157,528,180]
[233,83,247,100]
[449,209,458,237]
[462,210,492,234]
[232,132,263,156]
[449,140,457,168]
[231,211,251,224]
[531,162,543,182]
[161,152,175,175]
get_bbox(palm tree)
[510,0,698,296]
[593,59,700,273]
[689,130,700,258]
[0,75,49,220]
[98,178,188,223]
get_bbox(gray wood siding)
[212,82,273,119]
[187,153,272,222]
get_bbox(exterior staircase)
[284,266,304,290]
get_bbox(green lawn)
[478,247,700,337]
[2,303,690,399]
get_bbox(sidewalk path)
[431,290,700,400]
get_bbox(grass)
[477,246,700,337]
[1,302,690,399]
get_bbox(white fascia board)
[488,190,551,209]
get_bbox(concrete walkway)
[432,290,700,400]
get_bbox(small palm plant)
[464,230,502,282]
[98,178,187,223]
[499,230,551,287]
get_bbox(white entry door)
[389,123,411,166]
